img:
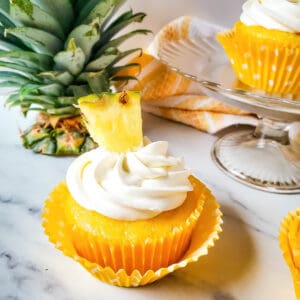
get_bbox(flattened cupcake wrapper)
[217,30,300,97]
[42,183,222,287]
[279,209,300,299]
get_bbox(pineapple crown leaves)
[0,0,151,118]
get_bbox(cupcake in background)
[279,209,300,299]
[217,0,300,97]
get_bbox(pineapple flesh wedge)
[79,91,143,153]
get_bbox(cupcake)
[42,91,222,286]
[279,209,300,299]
[217,0,300,97]
[64,140,204,274]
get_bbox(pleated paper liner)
[53,175,205,275]
[279,209,300,299]
[217,29,300,97]
[71,221,195,275]
[42,183,222,287]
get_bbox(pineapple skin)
[21,115,98,155]
[1,0,149,155]
[79,91,143,153]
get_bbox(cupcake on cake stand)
[154,17,300,194]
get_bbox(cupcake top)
[240,0,300,33]
[66,140,193,220]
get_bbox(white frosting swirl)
[240,0,300,33]
[66,141,193,220]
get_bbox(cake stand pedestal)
[199,79,300,193]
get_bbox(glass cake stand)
[155,33,300,194]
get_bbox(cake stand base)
[212,122,300,194]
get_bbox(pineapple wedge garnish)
[78,91,143,153]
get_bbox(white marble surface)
[1,106,300,300]
[1,1,300,299]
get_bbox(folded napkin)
[123,16,257,134]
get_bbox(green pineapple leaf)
[111,75,138,83]
[0,72,30,85]
[26,0,73,33]
[45,105,79,116]
[0,0,10,12]
[0,40,22,51]
[0,80,23,88]
[19,82,65,97]
[10,1,65,40]
[0,61,42,81]
[39,71,74,86]
[76,0,123,26]
[94,29,150,57]
[83,69,110,93]
[85,47,118,71]
[5,93,22,107]
[37,83,64,97]
[67,85,92,97]
[0,24,29,50]
[108,62,141,77]
[54,39,85,76]
[67,23,100,60]
[110,48,142,65]
[98,10,146,47]
[55,96,78,106]
[18,95,58,106]
[6,27,63,55]
[0,7,19,27]
[0,51,52,71]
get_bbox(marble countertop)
[1,106,299,300]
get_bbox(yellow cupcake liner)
[71,220,195,275]
[217,29,300,97]
[279,209,300,299]
[42,183,222,287]
[53,176,205,274]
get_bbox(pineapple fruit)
[79,91,143,153]
[1,0,149,155]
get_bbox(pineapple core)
[78,91,143,153]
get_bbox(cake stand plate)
[154,20,300,193]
